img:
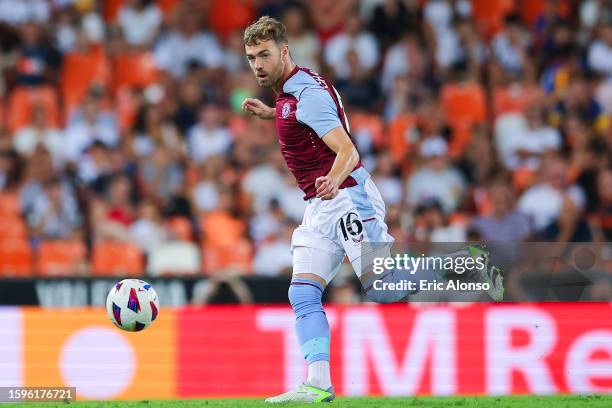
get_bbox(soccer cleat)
[264,384,335,404]
[467,244,505,302]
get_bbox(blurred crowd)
[1,0,612,301]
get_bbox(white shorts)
[291,167,394,284]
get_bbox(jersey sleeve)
[295,87,343,138]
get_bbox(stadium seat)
[37,240,87,277]
[166,216,194,242]
[0,216,27,242]
[0,193,21,217]
[350,113,385,149]
[159,0,179,18]
[202,239,252,274]
[103,0,124,22]
[112,52,159,91]
[472,0,515,39]
[388,114,417,164]
[493,85,540,118]
[7,87,60,133]
[61,49,111,118]
[92,241,144,276]
[148,242,201,276]
[0,240,32,277]
[199,211,247,248]
[441,82,487,129]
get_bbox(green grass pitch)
[6,395,612,408]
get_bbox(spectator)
[324,12,379,80]
[381,31,427,93]
[518,155,585,232]
[588,18,612,77]
[372,151,402,206]
[65,90,120,162]
[470,183,531,242]
[139,146,184,202]
[496,101,562,171]
[129,199,167,253]
[105,174,135,228]
[333,49,382,111]
[27,177,81,241]
[413,199,466,242]
[153,9,223,78]
[0,0,49,26]
[188,104,233,163]
[252,223,294,277]
[191,159,222,213]
[369,0,419,50]
[117,0,162,47]
[540,196,593,242]
[490,14,533,82]
[277,171,308,223]
[12,105,63,168]
[14,22,60,87]
[407,137,466,214]
[282,3,321,71]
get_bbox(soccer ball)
[106,279,159,332]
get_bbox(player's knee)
[288,278,324,319]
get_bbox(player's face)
[245,39,286,88]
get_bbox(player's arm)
[316,128,359,200]
[241,98,275,120]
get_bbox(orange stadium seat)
[159,0,179,18]
[0,216,28,242]
[441,83,487,129]
[388,113,417,164]
[37,240,87,277]
[350,113,385,148]
[472,0,515,39]
[202,239,253,274]
[7,87,60,133]
[104,0,124,22]
[493,85,540,118]
[0,240,32,277]
[112,52,159,90]
[92,241,144,276]
[199,211,247,248]
[0,193,21,217]
[61,49,111,118]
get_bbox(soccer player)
[242,16,502,403]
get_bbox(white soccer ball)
[106,279,159,332]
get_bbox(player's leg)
[335,176,423,302]
[265,238,343,403]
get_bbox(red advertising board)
[176,303,612,397]
[1,303,612,400]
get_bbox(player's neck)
[272,58,297,94]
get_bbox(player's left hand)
[315,176,339,200]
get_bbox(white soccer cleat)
[264,384,335,404]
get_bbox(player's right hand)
[241,98,275,120]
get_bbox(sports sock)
[307,360,332,390]
[288,278,332,387]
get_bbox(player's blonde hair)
[243,16,288,46]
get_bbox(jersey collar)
[277,65,300,94]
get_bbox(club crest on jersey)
[281,102,291,118]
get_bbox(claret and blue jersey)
[274,66,362,200]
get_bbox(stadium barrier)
[1,303,611,400]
